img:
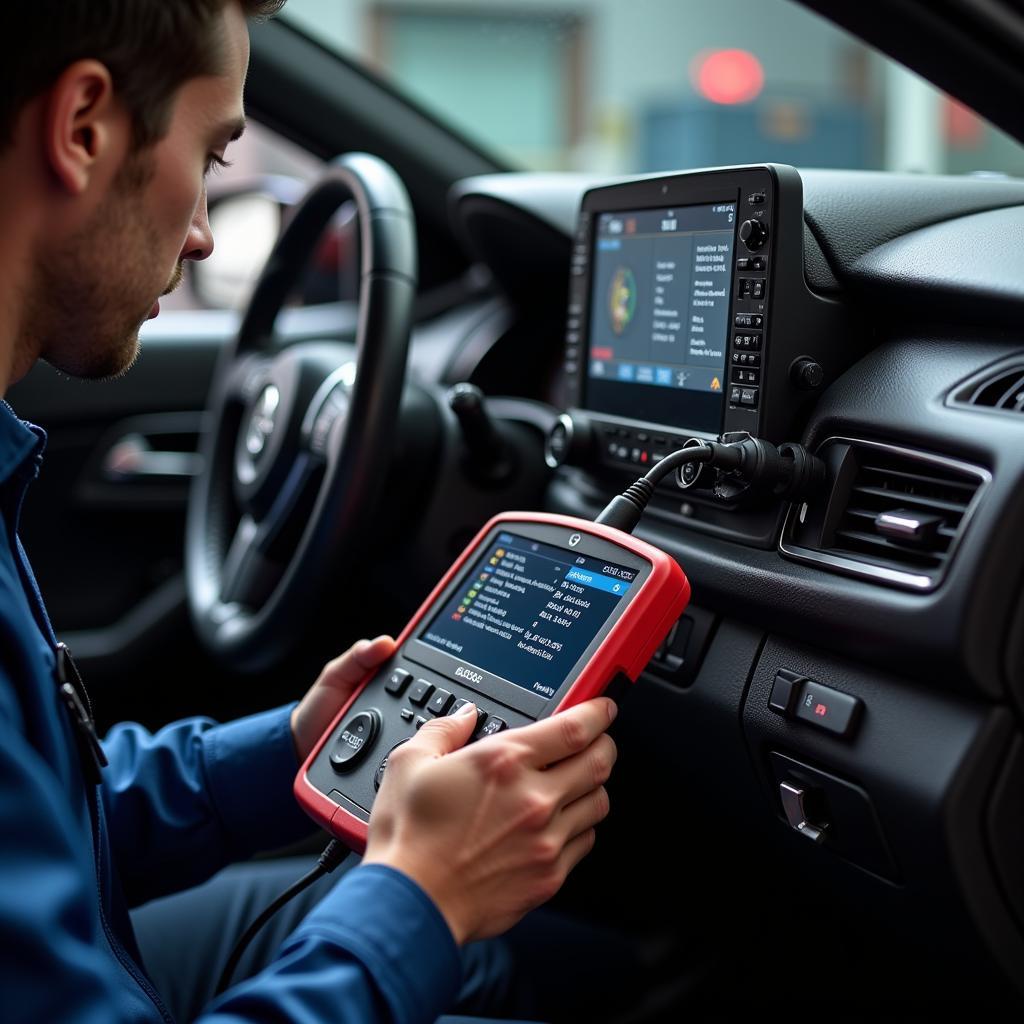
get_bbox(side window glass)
[164,120,353,313]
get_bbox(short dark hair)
[0,1,286,150]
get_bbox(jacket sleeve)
[101,705,316,906]
[0,706,462,1024]
[203,865,462,1024]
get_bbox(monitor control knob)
[791,357,824,391]
[545,413,592,469]
[739,219,768,251]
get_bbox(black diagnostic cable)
[215,839,350,997]
[596,434,826,533]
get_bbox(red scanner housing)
[295,511,690,851]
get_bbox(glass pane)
[163,121,325,312]
[283,0,1024,177]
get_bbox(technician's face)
[36,3,250,380]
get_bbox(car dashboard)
[413,164,1024,1007]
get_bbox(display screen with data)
[584,202,736,433]
[418,531,639,700]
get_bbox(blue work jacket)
[0,401,461,1023]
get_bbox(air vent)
[780,439,989,591]
[949,357,1024,415]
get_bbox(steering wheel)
[186,153,417,672]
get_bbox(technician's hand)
[364,697,618,946]
[291,636,397,762]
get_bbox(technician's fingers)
[555,826,598,883]
[539,734,618,809]
[557,786,611,843]
[400,701,479,759]
[511,699,617,768]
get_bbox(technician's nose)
[181,189,214,263]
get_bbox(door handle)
[102,434,202,480]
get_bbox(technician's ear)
[43,60,128,195]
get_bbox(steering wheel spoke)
[220,452,322,606]
[219,516,276,607]
[223,352,273,406]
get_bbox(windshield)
[283,0,1024,177]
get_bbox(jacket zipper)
[4,458,176,1024]
[85,784,177,1024]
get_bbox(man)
[0,3,619,1021]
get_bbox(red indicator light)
[640,451,649,464]
[592,346,614,360]
[814,703,827,717]
[693,49,764,106]
[452,613,462,621]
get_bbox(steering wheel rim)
[186,152,417,671]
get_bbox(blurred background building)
[284,0,1024,176]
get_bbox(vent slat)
[843,509,958,542]
[838,514,953,549]
[833,529,947,569]
[995,373,1024,409]
[850,485,968,516]
[857,463,977,494]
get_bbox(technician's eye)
[204,155,232,178]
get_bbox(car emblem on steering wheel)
[245,385,280,459]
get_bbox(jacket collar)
[0,400,46,487]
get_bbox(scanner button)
[375,739,411,791]
[329,710,381,772]
[385,668,412,696]
[408,680,435,706]
[428,688,454,715]
[449,699,487,728]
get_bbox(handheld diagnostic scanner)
[295,511,690,850]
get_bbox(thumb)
[409,702,478,757]
[319,636,396,697]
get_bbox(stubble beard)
[25,151,176,382]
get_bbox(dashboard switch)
[769,669,803,715]
[794,680,862,737]
[770,671,863,739]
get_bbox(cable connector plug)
[710,433,826,502]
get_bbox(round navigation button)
[329,709,382,772]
